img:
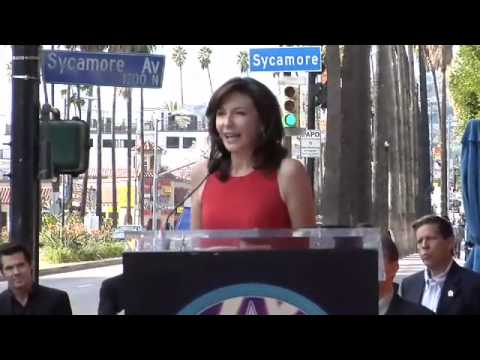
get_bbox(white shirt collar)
[424,260,453,285]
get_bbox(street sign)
[300,130,321,158]
[42,50,165,88]
[249,47,321,73]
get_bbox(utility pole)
[10,45,41,282]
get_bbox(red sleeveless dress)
[200,169,308,250]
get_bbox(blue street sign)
[42,50,165,88]
[249,47,321,72]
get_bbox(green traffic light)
[284,113,297,127]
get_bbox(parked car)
[112,225,144,241]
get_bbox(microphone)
[164,157,221,230]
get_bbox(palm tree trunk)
[96,86,103,227]
[140,88,145,227]
[207,67,213,94]
[373,45,395,235]
[390,46,404,253]
[320,45,342,225]
[441,67,448,217]
[417,45,432,216]
[338,45,372,225]
[401,46,413,228]
[426,55,443,124]
[66,85,71,120]
[399,46,412,253]
[407,46,419,245]
[126,89,132,224]
[111,87,118,228]
[180,65,184,108]
[80,90,92,218]
[407,46,418,219]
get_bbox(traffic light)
[313,83,327,109]
[40,108,91,178]
[282,85,299,128]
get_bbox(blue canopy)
[462,119,480,272]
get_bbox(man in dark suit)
[401,215,480,315]
[98,274,124,315]
[379,234,434,315]
[0,243,72,315]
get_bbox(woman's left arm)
[278,158,316,228]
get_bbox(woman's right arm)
[190,160,209,230]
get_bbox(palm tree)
[117,45,155,227]
[74,45,108,225]
[129,45,155,227]
[198,46,214,93]
[425,45,453,216]
[80,85,93,218]
[172,46,187,108]
[417,45,432,216]
[67,45,107,222]
[321,45,343,225]
[237,51,249,77]
[338,45,372,225]
[119,86,133,224]
[373,45,395,236]
[107,45,125,228]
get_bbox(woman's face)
[215,91,262,155]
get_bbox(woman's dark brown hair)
[205,77,287,181]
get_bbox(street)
[0,264,122,315]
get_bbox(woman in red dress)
[190,77,315,249]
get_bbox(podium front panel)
[123,249,378,315]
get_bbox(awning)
[0,186,52,205]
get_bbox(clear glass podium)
[123,228,383,315]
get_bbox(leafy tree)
[449,45,480,134]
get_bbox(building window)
[124,139,136,148]
[0,149,4,159]
[103,139,113,147]
[166,137,180,149]
[150,156,154,170]
[183,137,196,149]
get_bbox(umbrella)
[461,119,480,272]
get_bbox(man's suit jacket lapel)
[410,272,426,304]
[436,261,462,315]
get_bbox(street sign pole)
[10,45,41,283]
